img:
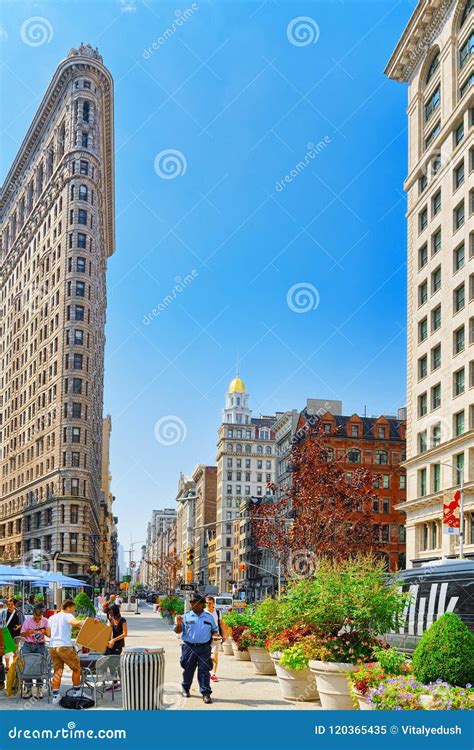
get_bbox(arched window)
[79,185,88,201]
[425,50,440,85]
[257,445,263,455]
[348,448,361,464]
[374,450,388,466]
[265,446,272,455]
[236,397,240,406]
[245,444,251,454]
[236,444,242,453]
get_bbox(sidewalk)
[0,607,321,711]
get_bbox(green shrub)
[222,608,253,630]
[412,612,474,687]
[74,591,95,616]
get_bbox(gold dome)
[228,375,246,393]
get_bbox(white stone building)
[386,0,474,564]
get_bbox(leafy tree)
[74,591,95,616]
[250,421,378,574]
[412,612,474,687]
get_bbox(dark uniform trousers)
[180,641,213,695]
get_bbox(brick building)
[296,408,408,571]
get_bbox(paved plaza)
[0,604,320,711]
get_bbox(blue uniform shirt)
[180,609,218,644]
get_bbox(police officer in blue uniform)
[174,592,218,704]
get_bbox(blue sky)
[1,0,413,548]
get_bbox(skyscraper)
[0,44,115,576]
[386,0,474,564]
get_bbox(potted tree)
[304,557,409,710]
[242,597,294,675]
[266,625,318,701]
[222,609,253,660]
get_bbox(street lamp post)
[431,460,465,559]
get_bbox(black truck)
[387,559,474,653]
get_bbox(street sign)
[180,584,195,591]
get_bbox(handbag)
[60,694,95,709]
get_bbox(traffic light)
[186,548,194,567]
[239,564,246,572]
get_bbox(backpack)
[59,693,95,710]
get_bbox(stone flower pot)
[271,652,319,702]
[248,647,276,675]
[222,638,234,655]
[309,660,356,710]
[231,641,251,660]
[353,689,372,710]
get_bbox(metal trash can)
[121,647,165,710]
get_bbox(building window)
[454,162,465,191]
[431,382,441,410]
[81,132,88,148]
[419,173,428,194]
[454,283,465,313]
[431,343,441,371]
[431,228,441,255]
[425,120,440,149]
[77,233,87,248]
[75,305,84,321]
[424,85,440,122]
[455,121,465,145]
[418,317,428,342]
[418,431,427,453]
[418,392,428,417]
[418,354,428,380]
[454,410,465,436]
[454,243,465,273]
[382,498,390,514]
[419,468,427,497]
[79,159,89,175]
[418,281,428,306]
[347,449,361,464]
[454,201,465,230]
[374,450,388,466]
[351,424,359,437]
[431,422,441,448]
[72,427,81,443]
[79,185,88,201]
[431,266,441,293]
[432,189,441,215]
[399,474,406,490]
[454,452,464,485]
[454,367,465,396]
[454,325,465,354]
[418,244,428,269]
[431,305,441,331]
[72,403,82,418]
[73,353,83,369]
[460,72,474,98]
[419,207,428,232]
[78,209,87,225]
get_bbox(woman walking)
[4,599,22,671]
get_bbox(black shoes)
[181,689,190,697]
[202,694,212,704]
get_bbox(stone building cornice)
[385,0,457,82]
[0,44,115,258]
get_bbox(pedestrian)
[46,599,84,705]
[115,594,123,606]
[19,605,49,698]
[105,604,127,693]
[4,599,22,671]
[174,592,218,704]
[205,596,223,682]
[0,601,5,626]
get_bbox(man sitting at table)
[20,605,49,699]
[46,600,83,705]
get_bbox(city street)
[0,605,320,711]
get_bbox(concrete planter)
[248,647,276,675]
[222,638,234,655]
[309,660,356,710]
[231,641,251,660]
[271,652,318,702]
[353,689,372,710]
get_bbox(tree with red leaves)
[250,421,378,576]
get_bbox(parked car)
[214,594,233,614]
[387,559,474,653]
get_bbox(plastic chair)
[82,655,121,706]
[16,651,52,703]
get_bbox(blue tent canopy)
[0,565,87,587]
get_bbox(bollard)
[121,647,165,710]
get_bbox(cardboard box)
[75,617,112,654]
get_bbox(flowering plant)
[279,643,312,672]
[239,628,266,650]
[231,624,250,651]
[266,624,314,654]
[303,631,386,665]
[368,676,474,710]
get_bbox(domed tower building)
[215,375,279,596]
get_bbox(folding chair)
[82,655,121,706]
[16,652,52,703]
